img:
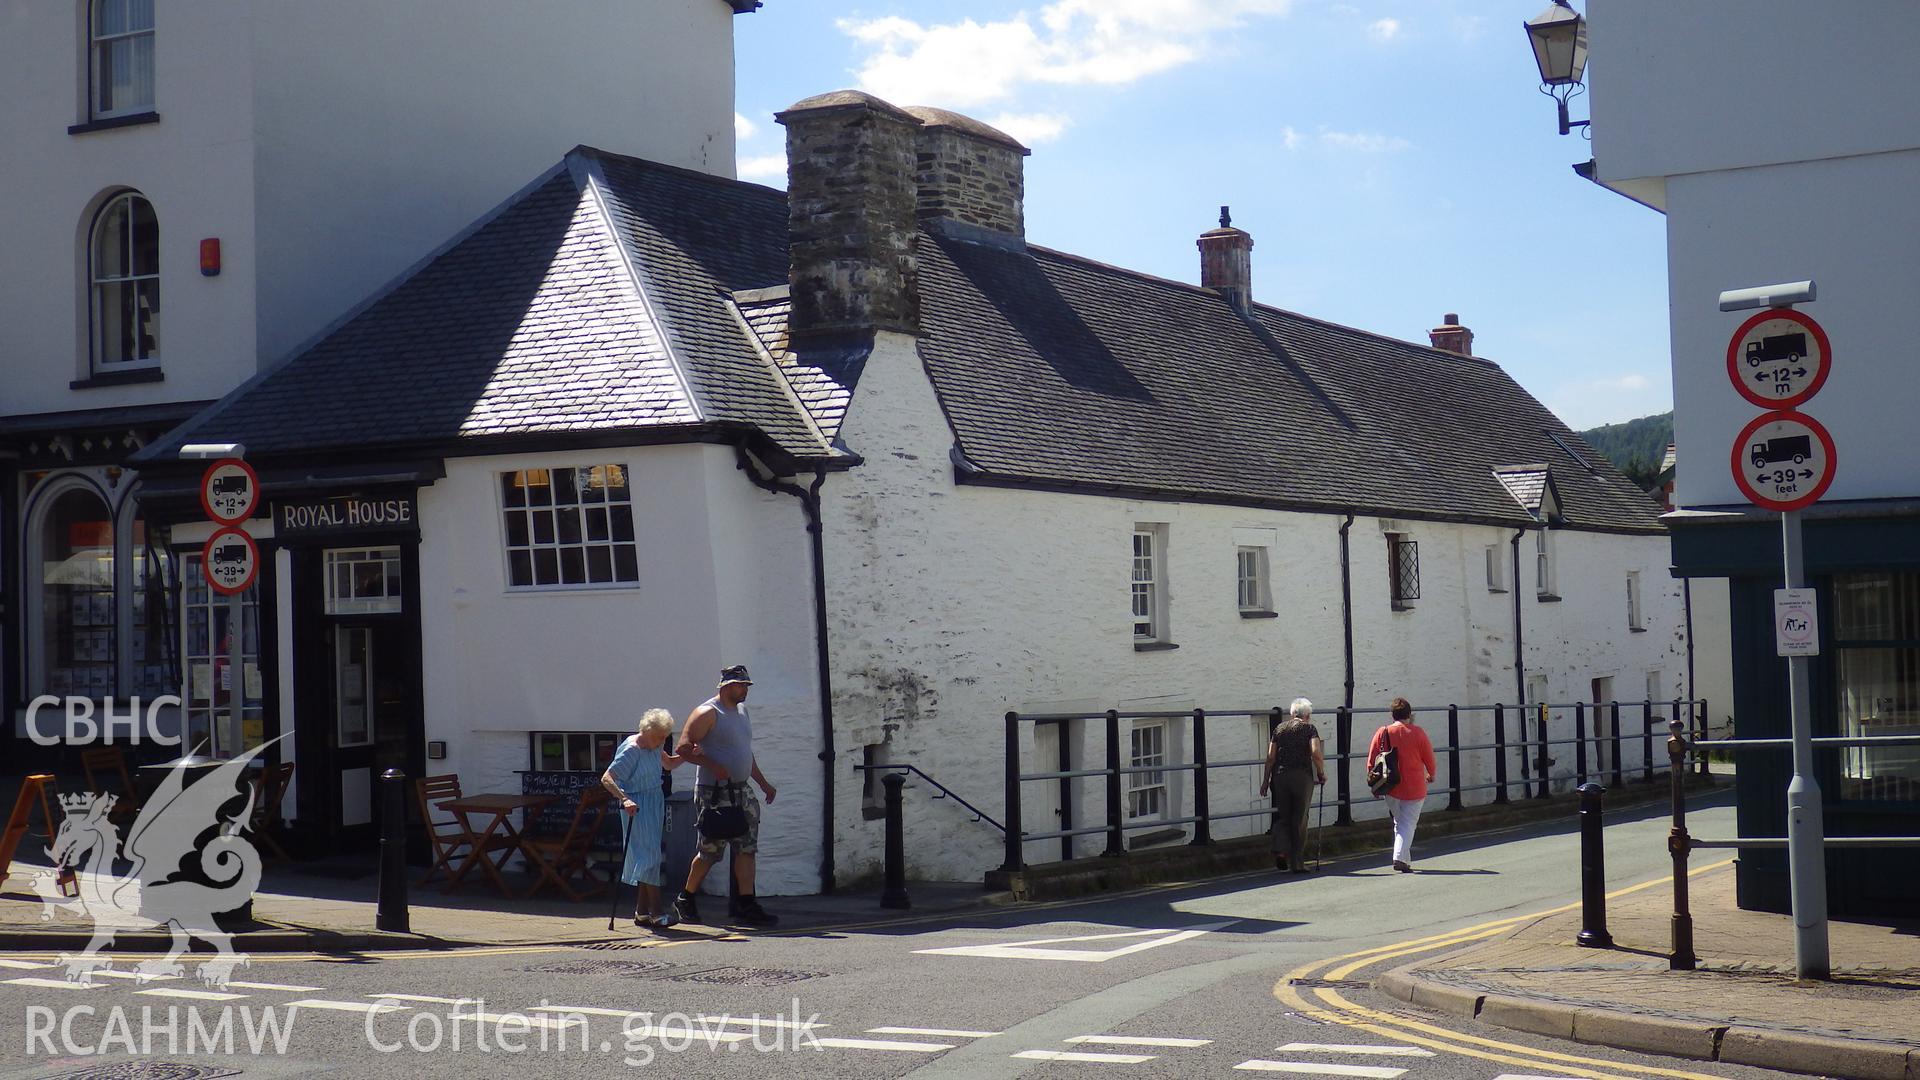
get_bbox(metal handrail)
[998,699,1710,872]
[854,764,1004,833]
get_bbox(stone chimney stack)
[776,90,922,340]
[903,107,1029,245]
[1197,207,1254,312]
[1429,313,1475,356]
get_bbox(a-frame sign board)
[0,775,73,897]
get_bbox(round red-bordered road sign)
[199,458,260,525]
[1726,308,1832,410]
[1730,410,1837,511]
[202,527,261,596]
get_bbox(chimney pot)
[1198,207,1254,313]
[1429,313,1475,356]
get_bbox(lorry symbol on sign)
[1751,434,1812,469]
[211,475,249,497]
[1744,332,1807,366]
[212,541,250,565]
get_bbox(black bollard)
[377,768,409,934]
[880,772,910,909]
[1575,783,1611,948]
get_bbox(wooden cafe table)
[436,792,557,896]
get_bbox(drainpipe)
[734,446,838,893]
[1682,577,1696,699]
[1338,514,1356,713]
[1511,528,1528,706]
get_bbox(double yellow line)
[1274,860,1734,1080]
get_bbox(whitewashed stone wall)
[820,332,1688,884]
[415,443,823,896]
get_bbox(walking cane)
[607,807,633,931]
[1313,778,1327,871]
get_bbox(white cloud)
[1281,125,1303,150]
[1317,129,1411,153]
[735,112,758,141]
[986,111,1071,145]
[1452,15,1486,42]
[1595,373,1652,391]
[838,1,1293,109]
[1367,17,1401,41]
[737,151,788,184]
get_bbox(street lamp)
[1524,0,1590,136]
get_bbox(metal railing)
[853,763,1004,832]
[999,699,1709,872]
[1662,720,1920,970]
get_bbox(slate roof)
[144,152,830,466]
[145,144,1660,534]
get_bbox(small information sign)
[1774,587,1820,657]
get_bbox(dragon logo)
[30,739,281,988]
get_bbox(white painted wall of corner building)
[819,332,1688,885]
[415,443,823,896]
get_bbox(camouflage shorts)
[694,781,760,859]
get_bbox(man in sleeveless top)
[672,664,779,927]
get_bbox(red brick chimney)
[1198,206,1253,312]
[1429,313,1474,356]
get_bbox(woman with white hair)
[601,708,688,927]
[1259,697,1327,874]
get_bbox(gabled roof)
[143,145,1662,534]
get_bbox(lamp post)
[1524,0,1590,136]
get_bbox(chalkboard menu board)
[517,769,671,849]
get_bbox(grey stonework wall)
[912,124,1026,237]
[778,94,921,338]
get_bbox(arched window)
[91,0,155,118]
[90,191,160,369]
[38,486,116,699]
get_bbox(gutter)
[1338,512,1356,827]
[733,445,838,893]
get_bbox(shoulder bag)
[1366,727,1401,797]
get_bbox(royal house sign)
[275,494,418,538]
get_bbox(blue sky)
[732,0,1670,431]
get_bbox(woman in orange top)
[1367,697,1438,873]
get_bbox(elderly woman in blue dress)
[600,708,689,927]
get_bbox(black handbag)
[697,800,749,841]
[1366,729,1401,797]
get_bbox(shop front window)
[180,553,263,756]
[1833,573,1920,803]
[39,489,115,700]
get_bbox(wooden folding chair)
[522,787,614,901]
[415,774,514,888]
[247,762,295,860]
[79,747,141,826]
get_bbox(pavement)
[1377,859,1920,1080]
[0,858,1001,952]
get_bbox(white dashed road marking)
[868,1027,999,1038]
[5,977,96,990]
[372,993,477,1004]
[1277,1043,1437,1056]
[1235,1062,1409,1077]
[449,1011,585,1031]
[224,980,325,992]
[1065,1035,1212,1048]
[285,999,409,1013]
[1014,1049,1158,1064]
[0,960,52,970]
[134,987,247,1001]
[813,1038,956,1052]
[917,922,1234,963]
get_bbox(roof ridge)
[569,144,789,202]
[1018,241,1507,371]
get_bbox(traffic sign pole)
[1781,509,1830,979]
